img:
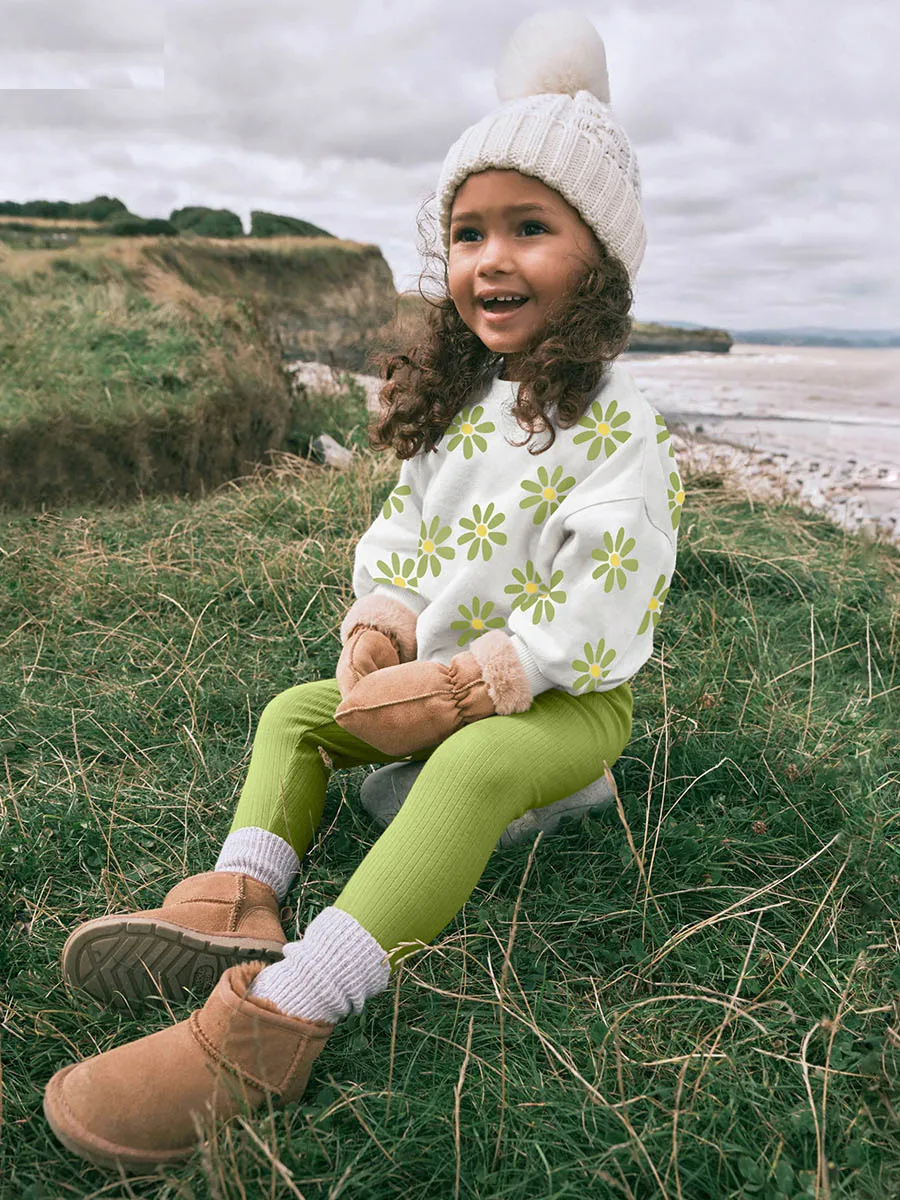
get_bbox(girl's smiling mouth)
[479,297,531,322]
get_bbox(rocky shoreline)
[288,359,899,547]
[666,430,898,543]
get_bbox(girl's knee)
[258,679,334,731]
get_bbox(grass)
[0,247,293,509]
[0,255,217,425]
[1,452,899,1199]
[0,237,395,508]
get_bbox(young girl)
[43,10,681,1170]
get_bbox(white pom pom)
[495,9,610,104]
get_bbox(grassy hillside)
[0,237,394,508]
[1,454,898,1196]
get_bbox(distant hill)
[648,320,900,349]
[729,327,900,349]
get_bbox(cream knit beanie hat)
[436,9,646,284]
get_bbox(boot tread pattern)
[64,919,284,1008]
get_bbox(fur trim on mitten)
[468,630,534,714]
[339,593,418,663]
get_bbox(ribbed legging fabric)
[231,677,633,971]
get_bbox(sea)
[624,343,900,538]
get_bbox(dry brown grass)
[0,235,154,277]
[0,233,374,280]
[139,260,229,323]
[0,214,102,229]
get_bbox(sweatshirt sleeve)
[350,453,430,617]
[506,406,680,697]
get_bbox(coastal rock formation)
[627,322,733,354]
[264,242,397,371]
[148,236,398,373]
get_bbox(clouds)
[1,0,898,329]
[0,0,163,53]
[0,0,163,89]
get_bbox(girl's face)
[448,169,601,380]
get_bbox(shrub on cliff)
[0,199,77,218]
[170,206,212,230]
[170,207,244,237]
[0,195,128,221]
[71,196,129,222]
[103,215,179,237]
[250,210,334,238]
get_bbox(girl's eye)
[454,221,547,243]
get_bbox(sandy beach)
[290,342,900,545]
[625,343,900,542]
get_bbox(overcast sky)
[1,0,898,331]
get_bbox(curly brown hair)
[366,191,633,460]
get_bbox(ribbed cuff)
[507,634,556,696]
[250,905,391,1024]
[215,827,300,902]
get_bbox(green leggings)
[231,677,633,971]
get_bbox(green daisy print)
[382,482,412,520]
[416,516,455,578]
[637,574,669,635]
[573,398,632,461]
[591,528,639,592]
[372,551,421,596]
[519,464,577,526]
[655,413,670,444]
[458,502,507,561]
[572,639,617,692]
[446,405,495,459]
[505,561,566,624]
[667,471,685,529]
[449,597,507,648]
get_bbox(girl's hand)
[334,642,531,755]
[336,626,401,700]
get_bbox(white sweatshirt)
[350,361,681,698]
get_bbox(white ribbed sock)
[214,827,300,902]
[250,906,391,1024]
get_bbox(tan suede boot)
[44,961,335,1171]
[62,872,287,1007]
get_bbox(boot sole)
[61,917,286,1008]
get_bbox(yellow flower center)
[472,618,484,630]
[648,596,659,611]
[542,487,556,500]
[525,582,538,594]
[422,539,435,553]
[589,664,602,677]
[476,523,488,537]
[393,576,407,588]
[609,553,621,567]
[596,421,611,437]
[461,422,473,435]
[675,490,685,505]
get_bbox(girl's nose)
[475,235,516,271]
